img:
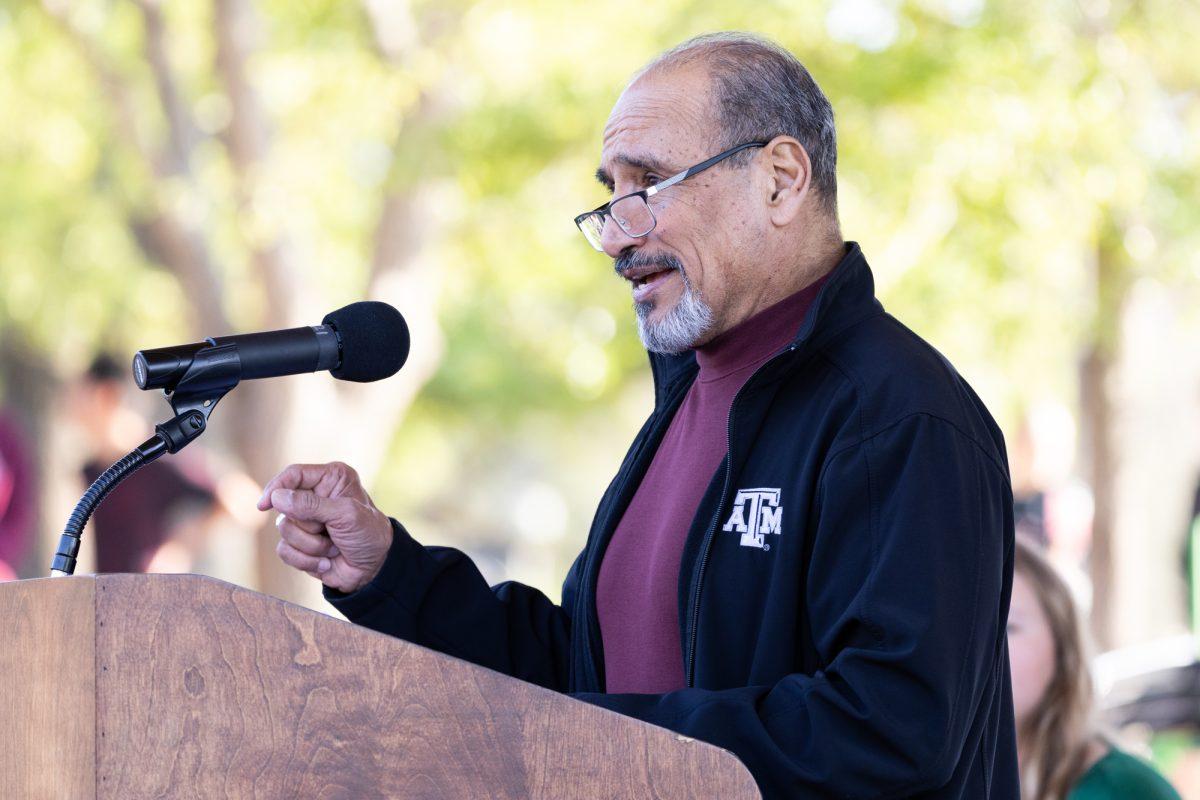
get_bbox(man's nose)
[600,216,645,258]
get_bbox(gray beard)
[635,271,714,354]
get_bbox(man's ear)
[762,136,812,226]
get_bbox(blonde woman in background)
[1008,535,1180,799]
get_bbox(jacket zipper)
[685,345,798,687]
[685,391,737,687]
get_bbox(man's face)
[597,66,766,353]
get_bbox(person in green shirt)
[1007,535,1180,800]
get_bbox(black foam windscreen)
[322,301,410,382]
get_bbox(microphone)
[133,301,410,391]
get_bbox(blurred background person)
[67,353,227,573]
[1010,403,1095,563]
[0,405,36,581]
[1008,534,1180,800]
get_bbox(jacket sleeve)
[325,519,579,692]
[575,413,1013,799]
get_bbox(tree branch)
[39,0,230,336]
[213,0,298,329]
[133,0,201,176]
[40,1,152,171]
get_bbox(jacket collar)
[646,241,878,405]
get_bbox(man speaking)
[258,33,1019,799]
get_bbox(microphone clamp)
[154,342,242,453]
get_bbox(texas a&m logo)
[721,488,782,550]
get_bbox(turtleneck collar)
[694,270,832,383]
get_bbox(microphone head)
[322,301,410,382]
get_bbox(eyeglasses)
[574,141,768,252]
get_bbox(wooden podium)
[0,574,759,799]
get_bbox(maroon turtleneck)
[595,273,830,693]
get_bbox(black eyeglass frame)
[573,140,769,250]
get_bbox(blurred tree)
[6,0,463,597]
[0,0,1196,633]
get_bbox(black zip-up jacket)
[327,243,1021,799]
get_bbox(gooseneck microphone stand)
[49,346,241,576]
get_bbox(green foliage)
[1,0,1198,588]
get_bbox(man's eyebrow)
[618,153,675,175]
[594,153,677,190]
[595,166,613,190]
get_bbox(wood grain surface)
[0,577,96,800]
[94,573,760,799]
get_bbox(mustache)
[613,250,685,280]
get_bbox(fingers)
[276,540,333,575]
[257,464,332,510]
[268,488,348,524]
[276,511,324,536]
[257,462,368,511]
[277,515,339,559]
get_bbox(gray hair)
[635,268,714,354]
[636,32,839,216]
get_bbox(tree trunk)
[1079,344,1116,650]
[1078,217,1130,651]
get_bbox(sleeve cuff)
[323,517,419,620]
